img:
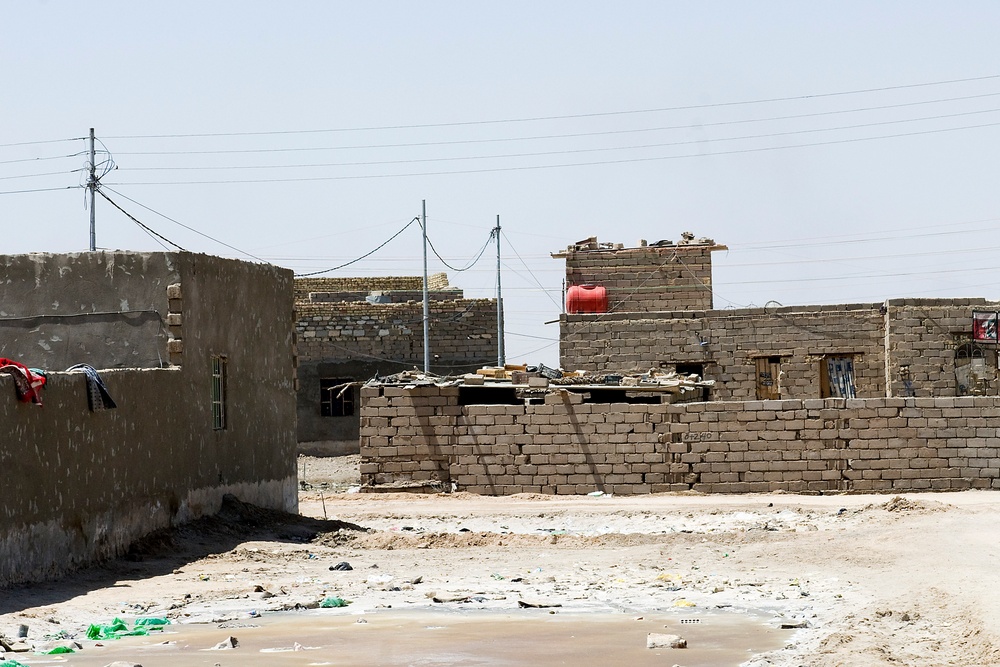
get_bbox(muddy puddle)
[21,607,790,666]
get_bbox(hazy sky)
[4,2,1000,366]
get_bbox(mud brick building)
[359,233,1000,496]
[0,251,297,585]
[295,273,497,455]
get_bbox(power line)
[0,136,86,148]
[112,91,1000,158]
[425,228,495,272]
[295,217,419,277]
[0,151,89,166]
[103,119,1000,186]
[0,169,85,181]
[113,106,1000,171]
[97,189,186,251]
[0,185,80,196]
[501,231,562,310]
[102,74,1000,139]
[100,186,268,263]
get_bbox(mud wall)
[0,252,297,586]
[360,385,1000,496]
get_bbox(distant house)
[0,251,296,586]
[554,235,999,399]
[294,273,497,455]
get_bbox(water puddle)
[30,607,789,666]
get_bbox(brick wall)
[360,386,1000,495]
[562,304,887,399]
[557,243,721,313]
[296,300,496,368]
[294,273,450,301]
[885,299,997,398]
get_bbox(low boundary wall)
[360,385,1000,495]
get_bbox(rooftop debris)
[369,365,714,394]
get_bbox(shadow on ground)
[0,494,367,617]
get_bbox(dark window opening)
[675,363,704,378]
[320,378,355,417]
[458,386,521,406]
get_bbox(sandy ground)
[2,455,1000,666]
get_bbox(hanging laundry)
[0,358,46,405]
[65,364,117,411]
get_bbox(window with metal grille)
[211,355,227,430]
[320,378,355,417]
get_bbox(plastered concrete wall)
[561,304,887,399]
[0,252,297,586]
[359,386,1000,496]
[560,244,720,312]
[0,252,177,369]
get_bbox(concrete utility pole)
[496,215,505,367]
[422,200,430,373]
[88,128,96,251]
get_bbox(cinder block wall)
[562,304,888,399]
[296,300,497,368]
[885,299,998,398]
[360,386,1000,495]
[562,244,718,312]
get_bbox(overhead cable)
[113,91,1000,158]
[0,136,87,148]
[102,74,1000,139]
[100,186,269,263]
[103,119,1000,186]
[97,189,186,251]
[294,217,419,277]
[425,228,495,272]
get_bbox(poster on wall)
[973,311,999,342]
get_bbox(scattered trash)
[329,561,353,571]
[672,599,696,608]
[87,618,163,641]
[208,636,239,650]
[780,619,810,629]
[491,573,505,580]
[517,599,562,609]
[432,594,471,603]
[646,633,687,649]
[319,597,351,608]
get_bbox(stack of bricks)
[558,243,721,313]
[360,385,1000,495]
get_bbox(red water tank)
[566,284,608,314]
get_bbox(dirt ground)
[3,455,1000,666]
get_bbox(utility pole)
[422,200,430,373]
[88,128,96,251]
[496,215,505,367]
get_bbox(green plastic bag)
[38,646,75,654]
[320,596,351,608]
[0,659,31,667]
[134,617,171,627]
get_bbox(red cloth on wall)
[0,358,46,404]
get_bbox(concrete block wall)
[294,273,450,301]
[560,244,720,313]
[885,298,999,398]
[295,300,497,367]
[360,386,1000,495]
[562,304,887,399]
